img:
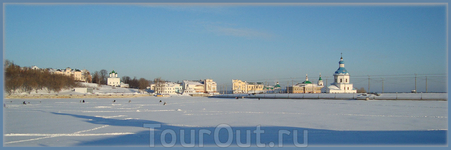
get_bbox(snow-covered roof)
[327,85,340,90]
[165,82,182,87]
[183,80,203,85]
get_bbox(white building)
[150,82,183,94]
[120,82,129,88]
[182,80,205,95]
[180,79,218,95]
[326,55,357,93]
[53,67,87,82]
[164,82,183,94]
[107,70,121,87]
[204,79,217,93]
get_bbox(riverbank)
[211,93,447,101]
[4,93,153,99]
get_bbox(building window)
[340,79,342,82]
[346,79,348,82]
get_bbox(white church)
[107,70,121,87]
[326,55,357,93]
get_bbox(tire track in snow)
[4,125,132,145]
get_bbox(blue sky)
[4,3,447,92]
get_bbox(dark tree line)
[4,60,78,95]
[90,71,150,89]
[91,69,108,85]
[121,76,150,89]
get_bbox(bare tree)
[82,71,91,83]
[92,71,100,84]
[121,76,131,84]
[138,78,150,89]
[153,77,165,94]
[22,70,37,94]
[4,60,78,95]
[129,77,139,88]
[357,87,367,93]
[100,69,108,85]
[4,61,22,95]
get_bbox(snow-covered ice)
[3,97,447,147]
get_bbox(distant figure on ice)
[159,100,162,103]
[40,101,41,103]
[113,100,116,103]
[82,100,85,103]
[258,98,260,100]
[10,101,12,103]
[163,102,167,105]
[23,101,26,105]
[129,100,131,103]
[80,100,81,103]
[28,102,30,104]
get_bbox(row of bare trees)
[121,76,150,89]
[89,70,150,89]
[91,69,109,85]
[5,60,154,94]
[4,60,78,95]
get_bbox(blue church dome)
[335,56,349,74]
[335,67,348,74]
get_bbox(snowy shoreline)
[212,93,447,101]
[4,93,153,99]
[5,92,447,101]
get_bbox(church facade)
[326,55,357,93]
[288,74,324,93]
[107,70,121,87]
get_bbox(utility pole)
[287,81,289,93]
[415,73,417,93]
[226,84,228,94]
[368,75,370,93]
[381,78,384,93]
[426,76,428,93]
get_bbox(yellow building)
[232,79,247,94]
[288,74,324,94]
[246,82,264,93]
[53,67,91,82]
[232,79,265,94]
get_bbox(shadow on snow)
[50,112,447,147]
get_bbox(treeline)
[121,76,150,89]
[4,60,78,95]
[89,70,150,89]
